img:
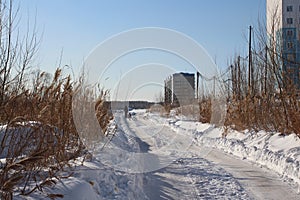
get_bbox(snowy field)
[14,109,300,199]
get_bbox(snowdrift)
[168,119,300,192]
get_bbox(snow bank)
[168,120,300,192]
[14,115,146,199]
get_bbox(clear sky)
[18,0,266,101]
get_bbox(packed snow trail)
[201,147,299,200]
[15,110,299,199]
[121,110,299,199]
[121,111,250,199]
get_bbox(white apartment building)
[164,73,195,106]
[267,0,300,88]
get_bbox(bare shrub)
[0,68,112,198]
[198,98,212,124]
[0,0,112,198]
[222,6,300,136]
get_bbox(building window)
[287,42,294,49]
[287,6,293,12]
[287,30,293,37]
[287,18,293,24]
[287,53,296,62]
[287,68,294,74]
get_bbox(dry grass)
[197,91,299,136]
[0,68,112,199]
[203,10,300,136]
[0,1,112,198]
[198,98,212,124]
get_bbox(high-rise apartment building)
[164,73,195,106]
[267,0,300,88]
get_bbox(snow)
[8,109,300,199]
[144,156,251,199]
[13,116,147,200]
[202,147,299,199]
[168,116,300,193]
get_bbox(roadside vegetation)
[163,8,299,136]
[198,9,299,136]
[0,0,112,199]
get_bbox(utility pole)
[234,61,237,97]
[196,72,200,100]
[264,45,268,95]
[237,56,241,99]
[248,25,253,96]
[231,64,235,98]
[201,76,204,100]
[213,76,216,98]
[230,64,233,98]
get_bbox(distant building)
[164,72,195,106]
[267,0,300,88]
[107,101,155,110]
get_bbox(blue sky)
[19,0,266,101]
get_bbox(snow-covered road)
[32,110,299,199]
[203,148,299,200]
[120,111,299,200]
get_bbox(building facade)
[267,0,300,88]
[164,72,195,106]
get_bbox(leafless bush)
[0,1,112,198]
[0,68,112,199]
[220,6,300,135]
[198,98,212,124]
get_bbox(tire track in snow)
[200,147,299,200]
[124,112,251,199]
